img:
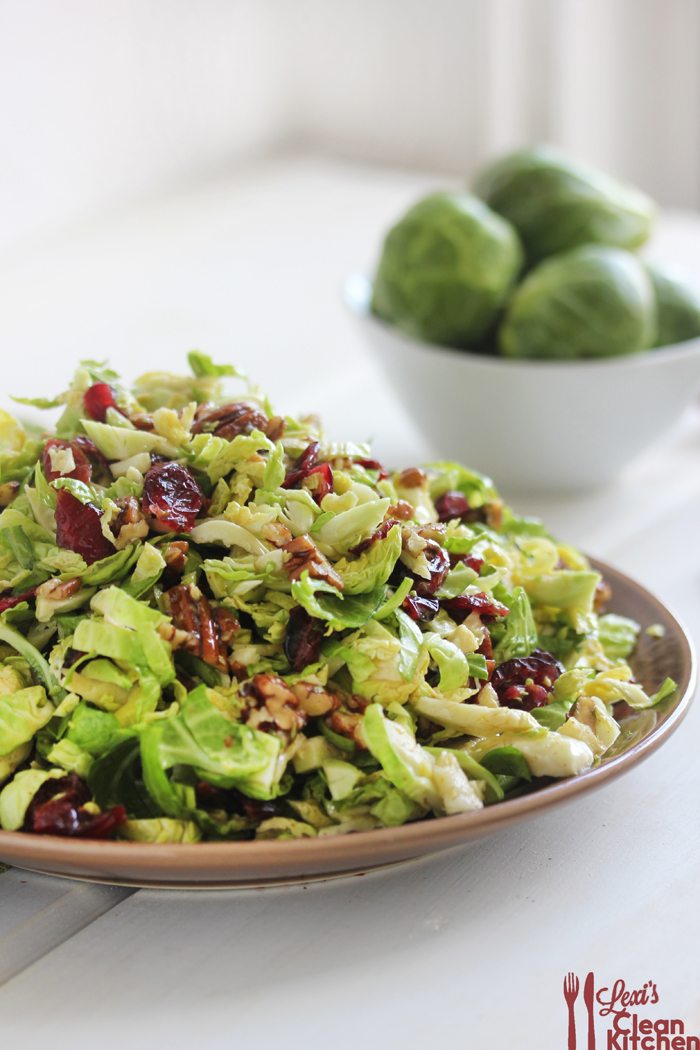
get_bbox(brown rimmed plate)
[0,559,694,888]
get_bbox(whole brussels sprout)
[647,264,700,347]
[499,245,656,360]
[372,192,522,346]
[474,146,655,263]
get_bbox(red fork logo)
[563,972,580,1050]
[564,971,596,1049]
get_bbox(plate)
[0,559,694,888]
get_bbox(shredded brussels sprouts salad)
[0,355,676,843]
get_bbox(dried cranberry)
[402,594,439,621]
[443,591,509,622]
[282,442,333,504]
[305,462,334,503]
[0,588,36,614]
[435,491,470,522]
[23,772,126,839]
[414,541,450,596]
[83,382,123,422]
[492,649,564,711]
[42,438,93,484]
[141,462,205,533]
[284,607,325,671]
[355,457,389,480]
[55,489,114,564]
[478,629,493,659]
[72,435,110,478]
[450,552,484,574]
[350,518,398,556]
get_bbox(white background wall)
[1,0,698,255]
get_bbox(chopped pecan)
[130,414,155,432]
[191,402,282,441]
[397,466,427,489]
[113,496,149,549]
[0,481,19,507]
[388,499,414,521]
[164,583,239,671]
[262,521,293,548]
[265,416,286,441]
[291,681,340,717]
[240,673,307,737]
[594,578,612,613]
[35,577,81,603]
[162,540,189,574]
[325,708,367,749]
[283,534,344,590]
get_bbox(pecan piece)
[113,496,149,550]
[164,584,239,671]
[594,578,612,613]
[325,708,367,749]
[0,481,20,507]
[162,540,189,574]
[291,681,340,717]
[240,673,307,737]
[192,402,283,441]
[35,577,81,603]
[283,534,344,590]
[396,466,427,489]
[261,521,293,548]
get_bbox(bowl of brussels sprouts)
[346,146,700,491]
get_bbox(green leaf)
[480,746,532,781]
[373,576,413,621]
[597,614,640,661]
[187,351,238,378]
[493,586,537,661]
[394,609,423,680]
[0,686,54,755]
[291,571,386,631]
[0,620,66,700]
[88,737,159,817]
[333,524,401,595]
[531,698,573,731]
[262,443,286,490]
[425,634,470,692]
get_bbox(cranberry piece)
[414,541,450,596]
[402,594,439,621]
[42,438,93,484]
[350,518,399,556]
[443,591,509,622]
[450,552,484,574]
[492,649,564,711]
[83,382,122,422]
[435,491,470,522]
[478,629,493,659]
[55,489,114,564]
[284,607,325,671]
[72,435,110,478]
[283,441,320,487]
[0,588,36,614]
[282,442,334,504]
[355,457,389,480]
[141,461,205,533]
[305,462,334,503]
[24,772,126,839]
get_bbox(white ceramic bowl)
[345,275,700,492]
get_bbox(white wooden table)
[0,157,698,1049]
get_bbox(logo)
[562,971,699,1049]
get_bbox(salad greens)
[0,357,676,842]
